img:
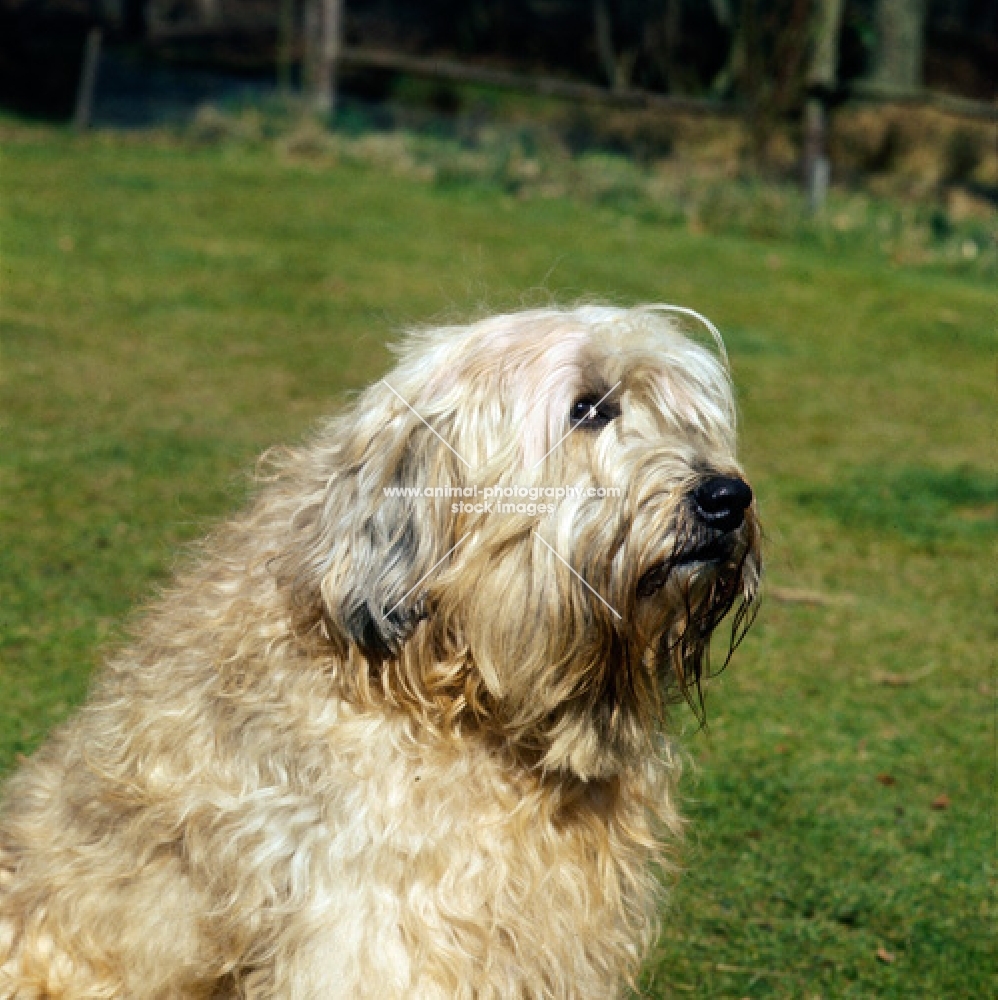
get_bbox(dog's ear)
[320,441,443,660]
[283,402,458,663]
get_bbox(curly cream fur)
[0,305,760,999]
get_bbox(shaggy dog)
[0,305,760,999]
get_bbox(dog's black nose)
[693,476,753,532]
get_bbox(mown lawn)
[1,120,993,997]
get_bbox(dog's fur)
[0,306,760,999]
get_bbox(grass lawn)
[1,120,994,997]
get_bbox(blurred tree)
[804,0,845,208]
[593,0,636,90]
[707,0,741,95]
[195,0,221,26]
[314,0,341,112]
[868,0,928,90]
[592,0,681,93]
[809,0,844,90]
[719,0,811,164]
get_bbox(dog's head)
[281,306,761,778]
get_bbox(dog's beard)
[647,514,761,721]
[513,509,761,779]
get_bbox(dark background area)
[1,0,995,124]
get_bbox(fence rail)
[846,82,997,123]
[338,47,739,117]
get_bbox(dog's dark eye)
[570,397,619,429]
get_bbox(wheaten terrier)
[0,305,760,999]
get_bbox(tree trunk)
[73,28,102,131]
[318,0,343,114]
[305,0,342,114]
[592,0,635,92]
[277,0,294,93]
[194,0,221,27]
[803,0,844,211]
[869,0,928,92]
[808,0,844,92]
[593,0,616,88]
[662,0,681,92]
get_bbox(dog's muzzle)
[667,475,754,569]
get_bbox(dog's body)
[1,306,759,999]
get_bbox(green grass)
[799,465,997,545]
[1,119,994,997]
